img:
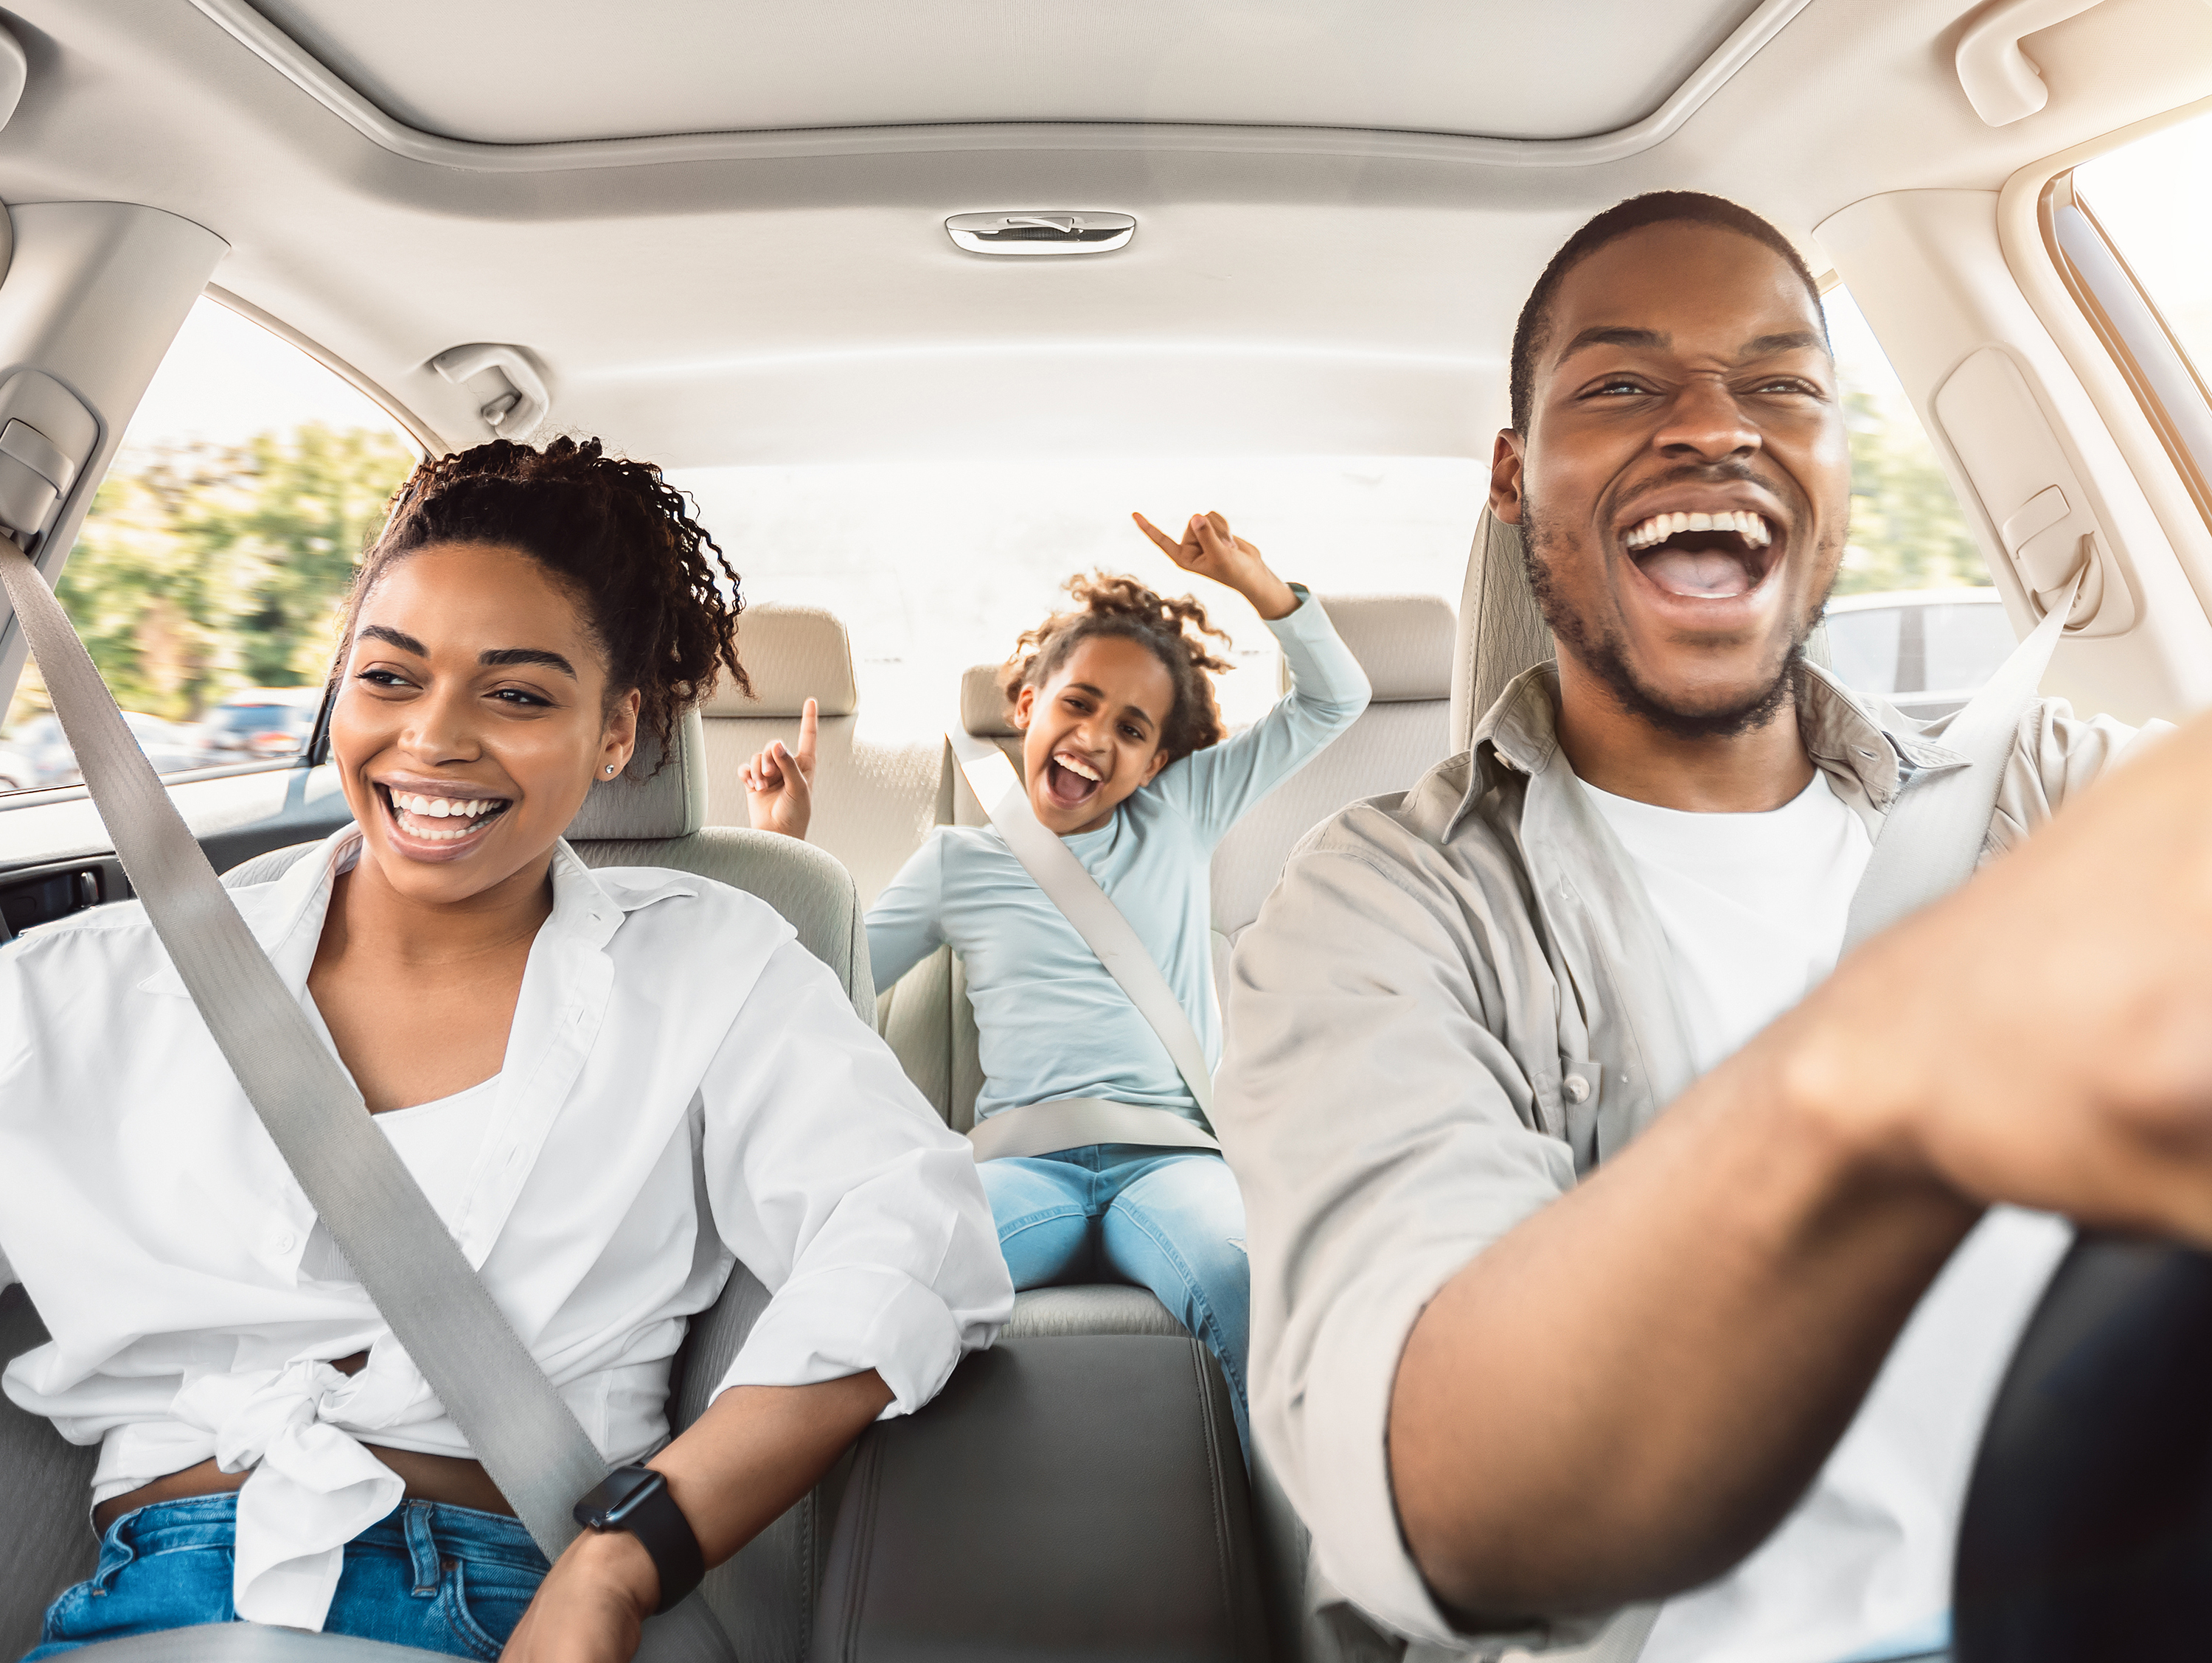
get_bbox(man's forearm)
[1388,999,1978,1620]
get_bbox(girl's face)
[327,541,639,907]
[1013,634,1175,836]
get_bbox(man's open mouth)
[377,784,514,844]
[1621,509,1779,600]
[1043,750,1104,811]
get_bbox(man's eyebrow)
[1554,325,1670,361]
[480,646,578,679]
[357,624,428,655]
[1737,330,1828,358]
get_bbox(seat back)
[696,603,943,913]
[1209,593,1455,976]
[812,1335,1269,1663]
[1450,507,1556,754]
[0,711,874,1663]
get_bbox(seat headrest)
[704,603,858,719]
[564,705,708,842]
[1450,508,1557,753]
[961,663,1018,737]
[1290,594,1455,703]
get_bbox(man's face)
[1493,220,1850,736]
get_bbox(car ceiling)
[0,0,2206,467]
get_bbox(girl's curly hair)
[1002,572,1234,764]
[335,436,746,761]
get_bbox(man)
[1216,190,2211,1663]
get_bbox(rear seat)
[1208,593,1455,983]
[697,602,942,912]
[883,595,1455,1340]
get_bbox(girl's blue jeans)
[980,1142,1251,1456]
[24,1492,548,1659]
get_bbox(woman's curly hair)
[335,437,746,761]
[1002,572,1234,764]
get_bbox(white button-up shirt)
[0,826,1013,1630]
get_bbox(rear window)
[667,456,1483,736]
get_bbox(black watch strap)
[571,1464,705,1615]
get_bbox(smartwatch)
[571,1464,705,1615]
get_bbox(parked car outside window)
[195,686,324,764]
[1822,590,2017,721]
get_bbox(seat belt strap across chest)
[1842,571,2081,953]
[947,728,1220,1143]
[0,536,607,1563]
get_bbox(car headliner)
[0,0,2205,467]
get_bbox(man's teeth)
[1622,510,1773,551]
[1056,755,1102,783]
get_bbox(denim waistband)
[108,1491,549,1574]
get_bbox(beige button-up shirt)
[1216,660,2150,1655]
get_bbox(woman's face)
[327,541,638,907]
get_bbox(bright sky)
[122,298,413,453]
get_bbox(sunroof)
[234,0,1770,147]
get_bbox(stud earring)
[605,763,616,775]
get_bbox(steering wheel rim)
[1954,1233,2212,1660]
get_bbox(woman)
[0,438,1012,1660]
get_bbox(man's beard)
[1520,495,1820,742]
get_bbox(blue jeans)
[981,1143,1250,1455]
[24,1493,549,1660]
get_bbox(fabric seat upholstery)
[1210,593,1455,978]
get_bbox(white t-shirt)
[1585,771,2069,1663]
[1584,769,1871,1074]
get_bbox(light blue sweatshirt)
[866,590,1371,1127]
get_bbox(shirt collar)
[1447,658,1967,840]
[140,826,700,1000]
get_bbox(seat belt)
[1843,571,2081,952]
[0,537,610,1564]
[945,727,1223,1157]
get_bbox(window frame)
[1996,94,2212,628]
[2038,173,2212,535]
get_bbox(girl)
[743,510,1368,1450]
[0,438,1012,1661]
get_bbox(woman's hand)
[1132,509,1300,620]
[742,697,817,840]
[499,1527,657,1662]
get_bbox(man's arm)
[1389,708,2212,1621]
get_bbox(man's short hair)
[1508,191,1827,434]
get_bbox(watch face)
[603,1465,664,1519]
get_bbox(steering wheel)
[1954,1233,2212,1660]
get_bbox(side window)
[0,297,419,796]
[1820,285,2003,717]
[2059,111,2212,521]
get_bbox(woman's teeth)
[1056,753,1102,782]
[1622,509,1773,551]
[388,789,507,841]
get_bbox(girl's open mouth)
[376,784,514,849]
[1043,751,1104,810]
[1622,509,1781,600]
